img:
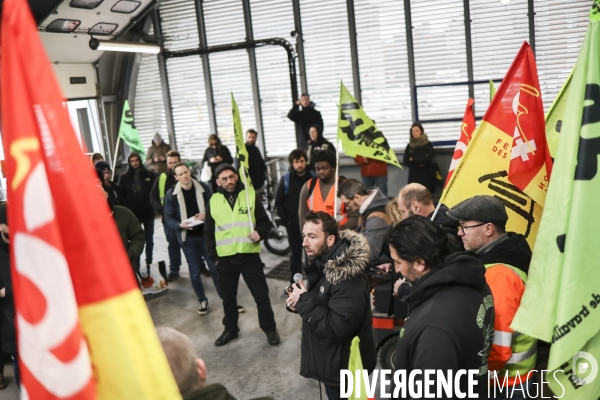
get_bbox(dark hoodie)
[476,232,531,274]
[275,166,314,227]
[433,204,463,251]
[294,230,377,386]
[306,127,336,171]
[394,253,494,399]
[359,188,392,264]
[118,152,156,220]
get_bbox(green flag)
[347,337,368,400]
[337,82,401,168]
[489,79,496,102]
[231,93,252,189]
[119,100,145,162]
[512,3,600,398]
[545,68,574,158]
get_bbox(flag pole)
[240,164,254,231]
[111,138,121,180]
[430,201,442,222]
[334,139,340,221]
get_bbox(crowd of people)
[0,95,542,400]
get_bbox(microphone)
[287,273,303,292]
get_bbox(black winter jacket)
[202,145,234,192]
[287,103,324,146]
[245,143,266,189]
[118,154,156,221]
[403,142,435,194]
[394,253,494,399]
[477,232,531,274]
[275,168,314,227]
[294,230,377,386]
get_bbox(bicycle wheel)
[264,219,290,256]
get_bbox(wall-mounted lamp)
[89,38,161,54]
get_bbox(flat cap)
[446,195,508,223]
[214,163,237,177]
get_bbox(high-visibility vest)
[485,263,537,387]
[159,173,168,205]
[210,189,260,257]
[306,178,348,225]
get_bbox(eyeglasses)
[459,222,488,234]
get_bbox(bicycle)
[260,159,290,256]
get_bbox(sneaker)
[167,272,180,282]
[237,305,245,313]
[198,300,208,315]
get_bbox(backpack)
[283,170,316,195]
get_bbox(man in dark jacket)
[398,183,459,237]
[244,129,266,190]
[95,160,122,205]
[275,149,314,284]
[205,164,279,347]
[163,163,221,316]
[339,179,391,265]
[447,195,536,397]
[118,152,156,268]
[286,211,376,400]
[157,326,273,400]
[389,215,494,399]
[287,94,324,148]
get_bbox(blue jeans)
[180,235,221,302]
[138,216,154,266]
[163,223,181,274]
[362,175,388,197]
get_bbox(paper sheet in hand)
[183,217,204,227]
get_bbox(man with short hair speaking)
[389,215,494,399]
[286,211,375,400]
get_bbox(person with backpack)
[298,150,358,231]
[275,149,315,285]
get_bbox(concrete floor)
[0,218,326,400]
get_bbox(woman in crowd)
[403,122,436,194]
[306,125,335,171]
[201,134,233,192]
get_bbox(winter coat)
[294,230,377,386]
[145,140,172,173]
[202,145,234,192]
[403,142,435,193]
[150,171,178,216]
[245,143,266,189]
[358,188,392,264]
[118,153,157,221]
[433,204,463,251]
[113,205,146,269]
[181,384,273,400]
[274,168,314,227]
[354,156,388,177]
[395,253,494,399]
[163,180,212,243]
[287,103,324,146]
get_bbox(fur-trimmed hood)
[322,229,370,285]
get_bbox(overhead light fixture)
[89,38,161,54]
[70,0,103,10]
[111,0,141,14]
[89,22,118,36]
[500,0,511,4]
[46,19,81,33]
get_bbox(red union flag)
[0,0,181,398]
[484,42,553,206]
[445,98,476,187]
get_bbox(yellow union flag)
[440,42,552,247]
[337,82,401,167]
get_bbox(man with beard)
[244,129,266,191]
[275,149,314,286]
[447,195,536,399]
[286,211,376,400]
[389,215,494,399]
[205,164,279,347]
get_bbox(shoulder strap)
[366,211,391,225]
[284,173,290,195]
[307,177,318,198]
